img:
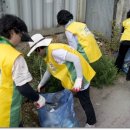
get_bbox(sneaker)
[85,123,95,128]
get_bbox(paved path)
[74,76,130,128]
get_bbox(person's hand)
[72,77,82,92]
[37,84,43,92]
[34,95,46,109]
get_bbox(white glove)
[37,70,51,92]
[72,77,83,92]
[37,84,43,92]
[34,95,46,109]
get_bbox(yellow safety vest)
[120,18,130,41]
[45,43,96,90]
[0,37,22,127]
[66,21,102,63]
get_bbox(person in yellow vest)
[27,33,97,128]
[57,10,102,64]
[115,10,130,80]
[0,14,45,127]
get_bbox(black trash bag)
[38,89,79,128]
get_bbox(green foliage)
[91,55,118,88]
[44,76,64,93]
[91,21,120,88]
[110,21,121,52]
[24,52,44,89]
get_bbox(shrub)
[24,52,43,89]
[91,55,118,88]
[110,21,120,52]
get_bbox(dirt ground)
[75,75,130,128]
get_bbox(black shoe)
[126,75,130,81]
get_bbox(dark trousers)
[19,121,23,127]
[115,41,130,79]
[77,87,96,125]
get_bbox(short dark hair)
[127,10,130,18]
[57,10,73,25]
[0,14,28,39]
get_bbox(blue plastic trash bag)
[123,48,130,73]
[38,89,79,127]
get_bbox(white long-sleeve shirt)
[65,31,78,50]
[12,55,32,86]
[65,20,78,50]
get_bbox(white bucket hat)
[27,34,52,56]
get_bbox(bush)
[24,52,44,89]
[110,21,120,52]
[43,76,64,93]
[91,55,118,88]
